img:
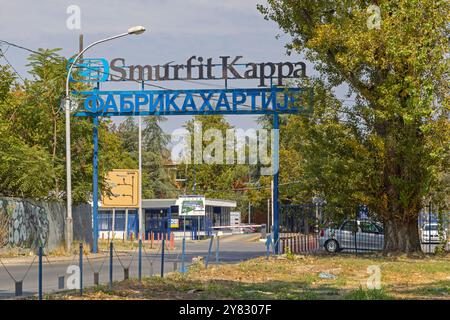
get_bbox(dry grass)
[46,253,450,300]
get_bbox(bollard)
[79,243,83,296]
[215,235,220,264]
[38,246,43,300]
[109,242,113,289]
[15,281,23,297]
[151,231,154,248]
[58,276,65,290]
[289,236,293,254]
[124,268,129,280]
[180,237,187,273]
[293,234,297,254]
[94,272,99,286]
[170,232,174,249]
[138,239,142,282]
[173,261,178,272]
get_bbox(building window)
[99,211,112,231]
[115,211,125,231]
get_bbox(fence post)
[265,235,272,259]
[138,238,142,282]
[109,241,113,289]
[79,243,83,296]
[215,234,220,264]
[205,236,214,268]
[429,202,432,254]
[181,237,186,273]
[15,281,23,297]
[38,246,43,300]
[94,272,99,286]
[161,223,166,278]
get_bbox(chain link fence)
[279,203,450,255]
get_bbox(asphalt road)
[0,234,266,299]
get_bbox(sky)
[0,0,321,132]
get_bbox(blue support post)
[92,116,99,253]
[181,237,186,273]
[79,243,83,295]
[273,112,280,254]
[167,207,172,241]
[38,246,43,300]
[138,239,142,281]
[161,220,166,278]
[109,242,113,289]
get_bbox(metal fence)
[0,229,270,299]
[279,203,450,255]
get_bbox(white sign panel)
[230,211,241,226]
[176,195,206,216]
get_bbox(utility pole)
[267,198,270,233]
[248,202,251,224]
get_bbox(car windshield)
[424,224,438,231]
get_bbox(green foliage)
[113,116,176,198]
[180,115,252,212]
[0,49,134,202]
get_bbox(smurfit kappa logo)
[68,58,109,83]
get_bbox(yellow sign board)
[102,169,139,208]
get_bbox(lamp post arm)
[65,32,129,97]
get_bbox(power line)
[0,47,25,83]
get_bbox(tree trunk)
[383,217,421,253]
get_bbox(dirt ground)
[46,252,450,300]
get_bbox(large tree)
[259,0,449,252]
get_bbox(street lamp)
[64,26,146,252]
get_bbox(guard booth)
[142,197,236,240]
[143,199,178,240]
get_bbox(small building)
[98,198,237,240]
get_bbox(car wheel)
[325,239,339,253]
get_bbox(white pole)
[64,30,142,252]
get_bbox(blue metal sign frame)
[73,87,307,117]
[74,84,310,254]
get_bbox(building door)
[127,211,138,238]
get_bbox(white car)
[421,223,447,244]
[319,219,384,253]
